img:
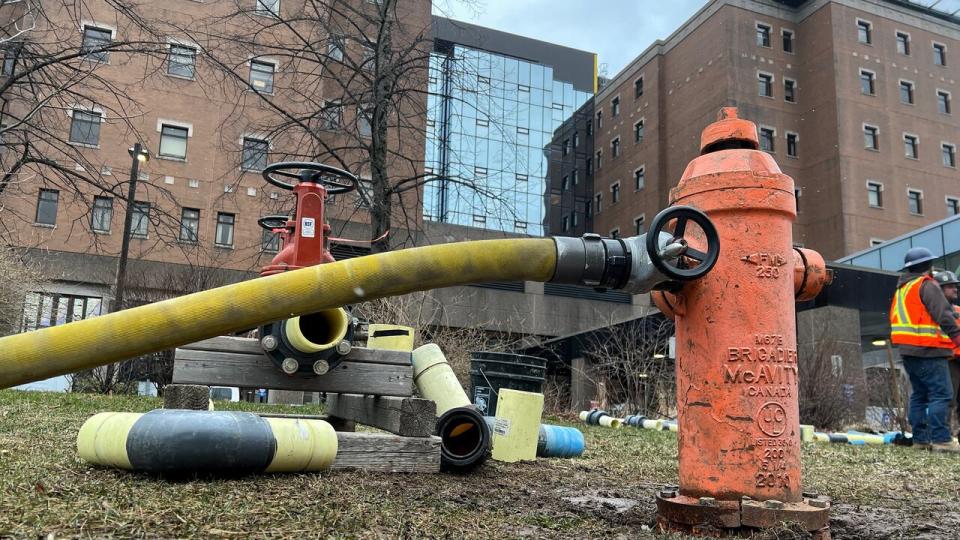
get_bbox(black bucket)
[469,352,546,416]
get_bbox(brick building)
[1,0,432,319]
[550,0,959,260]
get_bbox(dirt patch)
[830,502,960,539]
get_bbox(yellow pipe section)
[283,308,350,353]
[0,238,557,389]
[412,343,472,415]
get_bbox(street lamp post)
[111,142,149,315]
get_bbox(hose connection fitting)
[552,206,720,294]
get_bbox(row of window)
[860,124,957,166]
[858,70,952,113]
[856,19,949,67]
[68,109,272,165]
[756,24,795,53]
[34,190,282,251]
[757,72,797,102]
[864,181,960,217]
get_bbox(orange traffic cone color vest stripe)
[890,276,955,349]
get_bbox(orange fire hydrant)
[653,108,831,537]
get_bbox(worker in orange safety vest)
[890,248,960,452]
[934,269,960,438]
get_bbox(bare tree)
[0,245,44,336]
[582,315,675,418]
[182,0,518,252]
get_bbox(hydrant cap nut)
[699,107,760,154]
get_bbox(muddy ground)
[1,391,958,539]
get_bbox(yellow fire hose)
[0,239,556,389]
[0,204,716,390]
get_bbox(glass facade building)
[837,213,960,273]
[424,21,594,236]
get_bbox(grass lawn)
[1,390,959,539]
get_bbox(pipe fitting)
[281,357,299,374]
[312,359,330,375]
[261,335,279,351]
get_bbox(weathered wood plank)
[327,394,436,437]
[333,432,441,473]
[172,349,413,396]
[184,336,412,366]
[163,384,209,410]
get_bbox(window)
[168,44,196,78]
[899,80,914,104]
[249,60,275,93]
[586,120,593,136]
[91,196,113,233]
[180,208,200,243]
[863,125,879,150]
[758,73,773,97]
[561,175,570,191]
[611,182,620,204]
[35,189,58,225]
[573,131,579,148]
[81,26,112,62]
[586,157,593,176]
[634,76,644,98]
[2,43,20,76]
[782,29,794,53]
[784,79,796,102]
[610,228,620,239]
[857,20,871,44]
[612,96,620,117]
[760,127,775,152]
[328,36,345,61]
[585,199,592,218]
[937,91,951,114]
[934,43,946,66]
[904,134,919,159]
[68,110,102,145]
[361,43,375,69]
[867,181,883,208]
[634,119,644,143]
[572,170,579,185]
[255,0,280,16]
[860,70,876,95]
[634,167,645,191]
[159,124,189,159]
[786,133,798,157]
[262,228,280,252]
[948,197,960,216]
[358,106,372,137]
[596,150,602,170]
[215,212,235,247]
[908,189,923,215]
[571,212,579,228]
[562,139,570,156]
[943,143,957,167]
[562,215,569,232]
[131,202,150,238]
[242,137,269,171]
[596,110,603,129]
[896,32,910,55]
[634,215,645,235]
[611,137,620,158]
[756,24,771,47]
[595,192,602,214]
[794,188,802,212]
[321,101,342,130]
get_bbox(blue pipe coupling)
[483,417,585,458]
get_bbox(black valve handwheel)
[262,161,358,194]
[257,215,292,231]
[645,205,720,281]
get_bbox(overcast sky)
[433,0,710,78]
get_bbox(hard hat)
[903,247,936,269]
[934,270,960,286]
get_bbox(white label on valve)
[494,417,511,436]
[301,217,316,238]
